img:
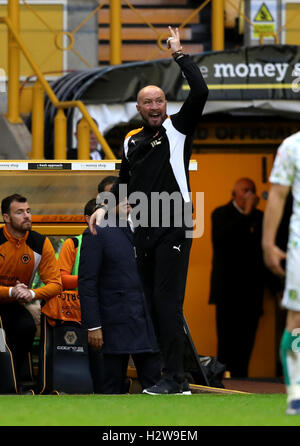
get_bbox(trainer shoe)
[286,399,300,415]
[181,379,192,395]
[143,375,191,395]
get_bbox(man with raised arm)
[89,27,208,395]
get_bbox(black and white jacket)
[111,55,209,242]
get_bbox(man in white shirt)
[68,118,104,160]
[262,131,300,415]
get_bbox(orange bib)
[42,290,81,326]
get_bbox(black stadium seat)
[39,316,94,394]
[0,316,18,394]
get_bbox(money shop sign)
[186,45,300,101]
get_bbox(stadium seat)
[0,316,18,394]
[39,316,94,394]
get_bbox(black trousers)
[0,303,36,382]
[89,348,161,394]
[135,229,192,381]
[216,301,261,378]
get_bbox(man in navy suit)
[209,178,265,378]
[78,199,161,394]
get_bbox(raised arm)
[168,26,208,134]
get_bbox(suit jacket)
[78,219,158,355]
[209,201,265,313]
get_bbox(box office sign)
[194,122,300,145]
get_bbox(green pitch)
[0,393,298,426]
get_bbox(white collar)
[232,200,245,214]
[128,213,134,232]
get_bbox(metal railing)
[1,0,296,160]
[1,0,116,160]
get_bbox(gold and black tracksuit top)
[0,225,62,303]
[111,54,209,246]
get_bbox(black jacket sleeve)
[171,54,209,135]
[78,229,104,329]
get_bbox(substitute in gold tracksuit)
[0,194,62,387]
[41,199,98,325]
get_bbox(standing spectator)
[97,176,118,194]
[79,198,161,394]
[262,131,300,415]
[209,178,265,377]
[68,118,104,160]
[0,194,62,389]
[89,26,208,394]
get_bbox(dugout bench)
[0,159,210,394]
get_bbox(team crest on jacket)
[21,254,31,264]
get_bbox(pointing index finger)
[168,26,175,38]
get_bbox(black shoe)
[180,379,192,394]
[19,389,35,395]
[143,375,191,395]
[17,381,37,395]
[50,390,68,395]
[286,399,300,415]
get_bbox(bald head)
[233,178,256,194]
[137,85,165,104]
[136,85,167,129]
[232,178,257,211]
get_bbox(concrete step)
[98,26,192,41]
[98,7,199,25]
[98,42,203,63]
[0,113,31,160]
[98,4,201,63]
[127,0,188,4]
